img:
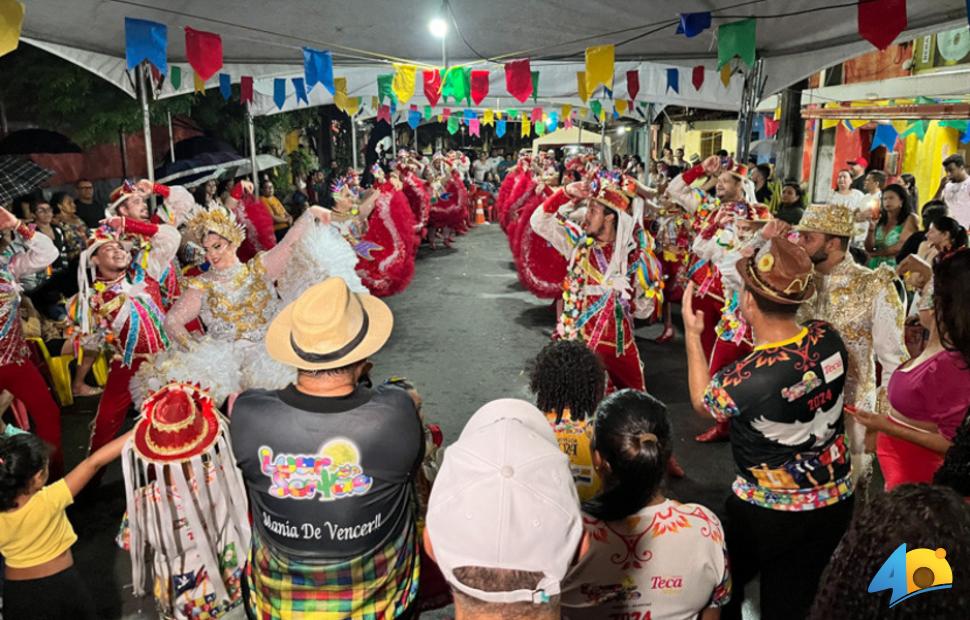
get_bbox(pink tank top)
[887,349,970,440]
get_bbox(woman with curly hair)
[935,417,970,497]
[809,484,970,620]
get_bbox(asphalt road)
[61,223,739,619]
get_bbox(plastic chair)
[26,337,74,407]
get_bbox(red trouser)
[595,340,647,393]
[0,361,63,476]
[694,292,751,435]
[89,358,142,453]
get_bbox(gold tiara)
[188,207,246,246]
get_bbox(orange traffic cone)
[475,198,487,225]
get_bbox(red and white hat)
[132,382,221,463]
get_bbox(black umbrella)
[0,129,83,155]
[0,156,54,205]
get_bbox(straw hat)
[737,237,816,305]
[132,382,220,463]
[266,277,393,370]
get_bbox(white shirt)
[830,188,868,245]
[943,177,970,228]
[471,159,489,183]
[562,500,730,620]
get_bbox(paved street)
[64,223,737,619]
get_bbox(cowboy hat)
[736,237,816,305]
[266,277,393,370]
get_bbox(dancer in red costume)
[357,166,418,297]
[0,207,65,476]
[495,153,526,227]
[501,157,537,233]
[68,218,178,454]
[427,154,466,249]
[225,180,277,262]
[510,166,557,266]
[398,156,431,244]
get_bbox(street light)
[429,17,448,38]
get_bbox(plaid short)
[247,522,420,619]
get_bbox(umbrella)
[0,156,54,205]
[0,129,83,155]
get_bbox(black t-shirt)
[896,230,925,263]
[230,383,423,560]
[775,203,805,225]
[75,200,105,229]
[755,184,773,205]
[850,174,866,193]
[704,321,853,511]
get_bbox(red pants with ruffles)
[0,360,63,476]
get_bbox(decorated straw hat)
[796,203,855,238]
[106,179,138,216]
[266,277,393,370]
[736,237,816,305]
[132,382,221,463]
[593,187,633,216]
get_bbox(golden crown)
[188,207,246,246]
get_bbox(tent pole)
[137,63,156,210]
[166,110,175,163]
[351,116,359,170]
[600,118,606,164]
[246,102,259,187]
[736,58,765,164]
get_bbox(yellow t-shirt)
[0,479,78,568]
[261,196,290,231]
[545,410,602,502]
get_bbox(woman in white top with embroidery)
[830,169,868,245]
[562,390,729,620]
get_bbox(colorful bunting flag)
[615,100,628,115]
[720,64,732,87]
[496,119,507,138]
[273,78,286,110]
[858,0,907,51]
[392,64,417,103]
[447,115,460,135]
[870,123,899,151]
[471,70,490,105]
[764,116,780,138]
[561,104,573,120]
[939,120,970,132]
[531,107,543,123]
[408,109,421,129]
[193,72,205,93]
[0,0,24,58]
[185,27,223,81]
[676,12,712,38]
[507,109,520,119]
[240,76,253,103]
[590,100,602,119]
[219,73,232,100]
[577,71,588,103]
[333,77,350,113]
[536,121,546,136]
[125,17,168,74]
[521,119,532,137]
[424,70,442,106]
[585,44,615,94]
[961,126,970,144]
[666,68,679,94]
[345,97,362,117]
[483,109,495,126]
[443,108,452,120]
[377,73,395,104]
[292,77,308,104]
[470,118,481,137]
[170,66,182,90]
[531,70,540,102]
[692,65,705,91]
[463,109,476,124]
[303,48,335,94]
[377,105,392,125]
[899,119,927,140]
[505,59,533,103]
[424,105,433,120]
[717,19,756,69]
[548,111,559,132]
[442,67,470,104]
[371,96,379,111]
[626,70,639,101]
[564,113,573,129]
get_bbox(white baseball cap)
[426,399,582,604]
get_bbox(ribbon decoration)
[377,73,395,104]
[585,44,615,94]
[423,69,442,106]
[303,48,335,94]
[666,68,679,94]
[240,76,253,103]
[870,123,899,151]
[469,118,481,137]
[392,64,417,103]
[273,78,286,110]
[447,115,460,135]
[483,109,495,126]
[496,118,507,137]
[125,17,168,74]
[626,70,639,101]
[858,0,907,51]
[194,72,206,93]
[576,71,589,103]
[408,109,422,129]
[377,104,392,125]
[0,0,24,57]
[717,19,757,69]
[505,59,533,102]
[676,12,712,38]
[292,77,308,104]
[531,70,540,101]
[170,66,182,90]
[470,70,490,105]
[692,65,705,91]
[184,27,223,81]
[219,73,232,100]
[521,119,532,137]
[720,64,732,87]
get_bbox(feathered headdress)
[187,206,246,246]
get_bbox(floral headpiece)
[188,206,246,246]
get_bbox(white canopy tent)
[532,126,613,163]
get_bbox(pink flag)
[469,118,481,137]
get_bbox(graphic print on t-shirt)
[258,438,374,501]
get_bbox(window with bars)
[699,131,723,158]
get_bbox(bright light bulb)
[429,17,448,38]
[617,126,629,134]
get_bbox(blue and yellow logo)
[869,544,953,607]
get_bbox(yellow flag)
[483,109,494,126]
[333,77,349,112]
[334,77,348,96]
[345,97,362,116]
[495,110,503,120]
[891,120,908,134]
[371,96,380,110]
[615,100,628,115]
[561,104,572,119]
[846,119,867,130]
[577,71,588,103]
[720,65,731,88]
[585,45,614,94]
[773,106,782,121]
[821,103,840,130]
[0,0,24,57]
[392,63,417,104]
[193,72,205,93]
[521,119,531,137]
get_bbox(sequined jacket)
[0,224,58,366]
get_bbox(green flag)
[535,119,546,135]
[507,109,520,120]
[531,70,539,102]
[899,120,927,141]
[717,19,756,69]
[170,66,182,90]
[590,100,602,119]
[377,74,396,104]
[442,67,470,104]
[447,115,460,135]
[424,105,433,120]
[939,120,969,132]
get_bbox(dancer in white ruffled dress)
[131,200,364,404]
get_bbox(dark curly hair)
[528,340,605,423]
[935,417,970,497]
[583,389,672,522]
[808,484,970,620]
[878,183,913,227]
[933,248,970,369]
[0,433,50,511]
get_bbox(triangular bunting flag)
[125,18,168,74]
[585,44,614,93]
[292,77,308,104]
[0,0,24,57]
[442,67,470,104]
[764,116,780,138]
[858,0,907,51]
[615,100,628,115]
[717,19,757,69]
[377,74,395,104]
[408,109,421,129]
[377,105,392,125]
[443,108,451,120]
[392,64,417,104]
[720,64,732,87]
[424,69,442,106]
[692,65,705,91]
[470,118,481,137]
[577,71,588,103]
[424,105,433,120]
[194,72,205,93]
[170,66,182,90]
[483,109,494,126]
[521,119,532,137]
[676,12,712,38]
[447,115,460,135]
[496,119,507,138]
[590,100,602,119]
[899,119,927,140]
[870,123,899,151]
[345,97,362,117]
[219,73,232,100]
[505,59,533,102]
[240,76,253,103]
[303,48,335,94]
[666,68,679,94]
[536,121,546,136]
[531,107,543,123]
[185,27,223,81]
[273,78,286,110]
[626,70,639,101]
[471,69,490,105]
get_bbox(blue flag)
[273,78,286,110]
[666,68,679,94]
[303,48,334,94]
[496,119,507,138]
[125,18,168,75]
[676,12,712,38]
[870,124,899,152]
[408,110,421,129]
[547,111,559,132]
[219,73,232,100]
[463,109,476,123]
[293,78,309,104]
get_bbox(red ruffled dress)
[358,183,417,297]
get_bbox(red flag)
[443,108,451,120]
[504,59,533,103]
[764,116,780,138]
[377,105,392,125]
[858,0,907,50]
[692,65,705,91]
[626,70,639,101]
[184,27,223,81]
[470,70,490,105]
[531,107,543,123]
[423,70,442,106]
[240,76,254,102]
